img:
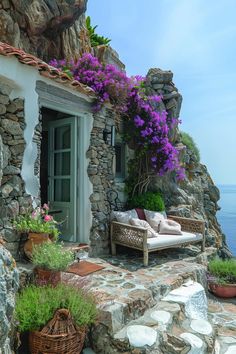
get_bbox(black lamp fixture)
[103,125,115,146]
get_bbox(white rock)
[225,346,236,354]
[162,282,207,320]
[127,325,157,347]
[151,310,171,324]
[190,319,212,335]
[180,333,204,354]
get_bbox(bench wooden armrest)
[111,221,149,266]
[111,221,148,246]
[168,215,205,252]
[167,215,205,234]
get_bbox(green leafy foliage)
[128,191,165,211]
[180,131,200,162]
[208,258,236,284]
[31,242,74,271]
[86,16,111,47]
[15,284,97,332]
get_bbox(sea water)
[217,185,236,256]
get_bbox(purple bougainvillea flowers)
[49,54,185,180]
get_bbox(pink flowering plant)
[49,54,185,193]
[13,204,59,240]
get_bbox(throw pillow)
[159,219,182,235]
[112,209,138,224]
[129,218,158,238]
[144,209,166,232]
[135,208,146,220]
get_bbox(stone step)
[93,267,205,335]
[111,301,182,352]
[90,296,182,353]
[91,281,216,354]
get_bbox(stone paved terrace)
[18,246,236,353]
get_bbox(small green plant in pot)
[32,242,74,286]
[15,284,97,354]
[207,258,236,298]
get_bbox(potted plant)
[31,242,74,286]
[207,257,236,298]
[15,284,97,354]
[13,204,60,258]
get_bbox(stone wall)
[0,244,19,353]
[0,82,31,260]
[88,107,116,256]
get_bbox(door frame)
[39,96,94,244]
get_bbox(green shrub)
[31,242,74,271]
[86,16,111,47]
[128,191,165,211]
[15,284,97,332]
[208,258,236,284]
[180,131,200,162]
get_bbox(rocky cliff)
[146,68,227,252]
[0,0,90,61]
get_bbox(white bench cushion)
[147,231,203,250]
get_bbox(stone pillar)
[88,107,116,255]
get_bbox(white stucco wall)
[0,55,94,243]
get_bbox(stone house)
[0,41,224,261]
[0,42,123,259]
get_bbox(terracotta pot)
[34,267,61,287]
[24,232,52,259]
[208,282,236,298]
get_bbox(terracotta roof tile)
[0,42,95,98]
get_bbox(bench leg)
[111,242,116,256]
[143,250,149,266]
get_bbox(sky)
[87,0,236,185]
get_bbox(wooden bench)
[111,215,205,266]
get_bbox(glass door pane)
[54,152,70,176]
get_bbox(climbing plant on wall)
[49,54,185,195]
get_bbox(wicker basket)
[29,309,86,354]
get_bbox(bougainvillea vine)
[49,54,185,181]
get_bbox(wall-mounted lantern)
[103,125,115,146]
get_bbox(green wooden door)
[48,117,77,242]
